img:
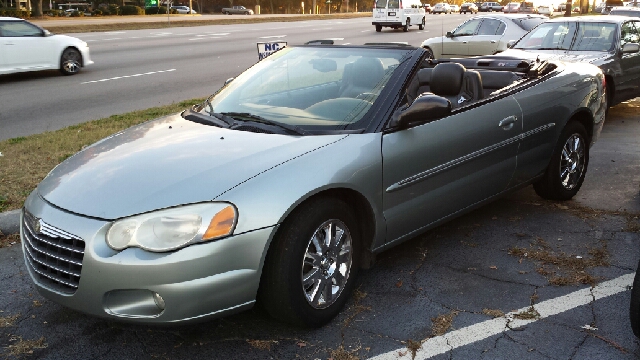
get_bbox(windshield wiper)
[221,112,307,136]
[181,109,235,128]
[533,47,569,50]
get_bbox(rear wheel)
[403,18,410,32]
[59,47,81,76]
[259,197,361,327]
[418,17,425,30]
[375,24,382,32]
[533,121,589,200]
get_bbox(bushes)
[145,6,168,14]
[108,4,120,15]
[69,10,84,17]
[0,8,31,18]
[120,5,144,15]
[92,9,103,16]
[47,9,65,17]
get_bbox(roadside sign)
[257,42,287,60]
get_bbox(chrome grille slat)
[23,241,81,277]
[24,254,79,289]
[22,210,85,294]
[24,220,84,254]
[22,228,83,266]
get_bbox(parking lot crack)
[445,265,536,287]
[568,334,589,360]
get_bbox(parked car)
[432,2,452,13]
[602,0,623,13]
[537,5,553,15]
[609,6,640,16]
[518,1,538,12]
[424,3,432,12]
[421,14,546,58]
[21,41,606,327]
[0,17,93,76]
[595,1,607,12]
[480,1,503,11]
[373,0,425,32]
[451,4,461,12]
[171,5,197,13]
[503,2,521,12]
[221,5,253,14]
[499,15,640,107]
[460,2,479,13]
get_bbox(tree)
[30,0,43,16]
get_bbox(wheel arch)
[60,45,84,67]
[565,109,595,145]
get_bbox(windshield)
[200,46,411,133]
[515,22,617,51]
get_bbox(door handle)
[462,41,468,44]
[498,115,517,130]
[490,40,497,43]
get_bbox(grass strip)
[0,98,204,212]
[39,13,371,33]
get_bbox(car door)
[619,20,640,99]
[0,20,55,72]
[442,18,483,57]
[469,18,507,56]
[382,96,523,243]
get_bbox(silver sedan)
[21,44,606,327]
[421,14,546,58]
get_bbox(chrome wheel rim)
[559,134,585,190]
[301,219,352,309]
[62,50,81,74]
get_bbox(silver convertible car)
[21,44,606,327]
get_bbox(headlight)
[106,203,237,252]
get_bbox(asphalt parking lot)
[1,99,639,359]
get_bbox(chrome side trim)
[386,122,555,192]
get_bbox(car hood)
[498,49,612,64]
[38,114,347,220]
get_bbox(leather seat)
[339,57,385,98]
[429,63,483,108]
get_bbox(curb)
[0,209,20,236]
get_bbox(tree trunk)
[30,0,43,16]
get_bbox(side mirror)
[224,77,234,85]
[446,31,454,38]
[507,40,516,48]
[622,43,640,54]
[392,94,451,128]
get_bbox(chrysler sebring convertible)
[21,44,606,327]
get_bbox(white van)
[373,0,426,32]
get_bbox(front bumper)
[21,193,277,324]
[78,44,94,67]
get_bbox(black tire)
[533,121,589,200]
[375,24,382,32]
[403,19,409,32]
[59,47,81,76]
[630,259,640,338]
[423,46,434,59]
[259,197,361,327]
[244,11,250,14]
[418,17,424,30]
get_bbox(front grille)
[22,210,85,294]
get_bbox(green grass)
[0,98,204,212]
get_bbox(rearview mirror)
[622,43,640,54]
[391,93,451,128]
[309,58,338,72]
[446,31,454,38]
[507,40,516,48]
[224,77,234,85]
[43,29,52,37]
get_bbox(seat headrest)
[583,29,601,37]
[430,63,466,96]
[350,57,385,88]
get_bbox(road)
[0,15,467,141]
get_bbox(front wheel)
[533,121,589,200]
[375,24,382,32]
[259,197,361,327]
[60,47,81,76]
[423,46,434,59]
[418,17,425,30]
